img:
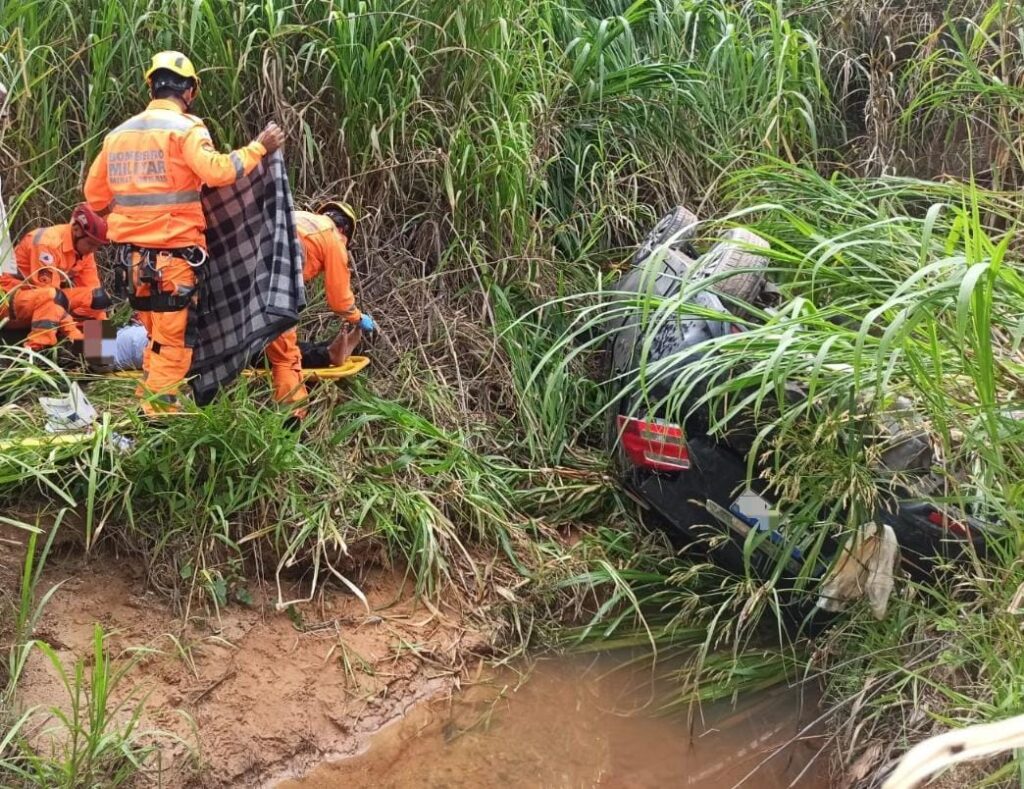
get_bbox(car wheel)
[633,205,700,266]
[694,228,769,303]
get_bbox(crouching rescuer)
[83,50,285,414]
[0,204,110,351]
[265,202,376,418]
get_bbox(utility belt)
[114,244,208,313]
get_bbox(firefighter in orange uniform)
[83,50,284,413]
[13,205,111,320]
[1,205,109,350]
[265,201,376,417]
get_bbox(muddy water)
[278,658,828,789]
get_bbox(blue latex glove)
[357,313,378,333]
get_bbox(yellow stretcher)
[105,355,371,381]
[0,357,370,453]
[0,432,97,452]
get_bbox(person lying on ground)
[0,204,110,351]
[264,201,376,419]
[97,316,361,373]
[83,49,284,416]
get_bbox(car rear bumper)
[622,435,992,579]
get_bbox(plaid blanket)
[190,151,306,404]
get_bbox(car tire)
[694,228,769,303]
[633,205,700,266]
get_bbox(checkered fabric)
[190,151,306,404]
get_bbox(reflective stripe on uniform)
[296,214,330,235]
[32,228,45,244]
[31,320,60,329]
[113,114,198,134]
[229,151,244,179]
[113,191,202,207]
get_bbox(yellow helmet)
[144,51,200,86]
[317,201,358,238]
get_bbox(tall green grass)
[0,0,855,254]
[1,626,173,788]
[1,0,1023,784]
[1,517,186,788]
[542,162,1024,783]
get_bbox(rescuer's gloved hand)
[357,313,378,333]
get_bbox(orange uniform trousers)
[64,287,108,323]
[265,328,307,417]
[1,287,86,349]
[130,253,198,414]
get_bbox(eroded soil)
[1,525,491,787]
[2,523,831,789]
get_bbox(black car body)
[605,208,989,589]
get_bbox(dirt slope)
[4,534,490,787]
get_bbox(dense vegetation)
[2,0,1023,785]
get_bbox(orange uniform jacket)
[295,211,361,323]
[2,224,100,293]
[84,99,267,249]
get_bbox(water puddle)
[277,657,827,788]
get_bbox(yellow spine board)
[0,432,95,451]
[107,356,371,381]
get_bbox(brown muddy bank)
[3,523,831,789]
[1,527,494,788]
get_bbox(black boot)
[283,414,310,442]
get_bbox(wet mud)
[280,657,829,789]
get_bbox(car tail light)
[927,509,970,539]
[616,415,690,472]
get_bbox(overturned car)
[604,206,989,611]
